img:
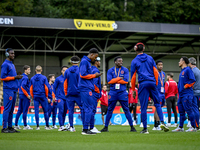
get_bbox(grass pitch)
[0,125,200,150]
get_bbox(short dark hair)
[48,74,55,82]
[61,66,68,71]
[71,56,80,63]
[23,65,30,71]
[137,44,144,51]
[156,60,163,65]
[181,56,189,64]
[114,56,122,62]
[89,48,99,54]
[6,48,13,53]
[167,73,174,78]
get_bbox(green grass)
[0,125,200,150]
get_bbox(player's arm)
[153,61,159,86]
[131,60,137,91]
[80,61,96,79]
[184,69,196,89]
[1,64,23,81]
[164,81,169,96]
[30,79,34,98]
[117,68,129,84]
[44,78,49,99]
[64,70,68,96]
[21,78,31,99]
[107,69,121,84]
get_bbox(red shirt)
[100,90,108,106]
[128,88,138,103]
[165,79,178,99]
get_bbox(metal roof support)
[153,37,200,60]
[40,37,53,51]
[66,38,78,51]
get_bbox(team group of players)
[1,42,200,134]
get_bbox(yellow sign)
[74,19,118,31]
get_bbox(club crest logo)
[182,71,184,75]
[58,100,61,103]
[89,91,92,96]
[76,21,82,28]
[109,95,111,99]
[9,96,12,100]
[121,70,124,74]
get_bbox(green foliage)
[0,0,199,24]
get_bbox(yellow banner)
[74,19,118,31]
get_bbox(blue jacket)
[157,71,165,97]
[30,74,49,98]
[178,66,196,97]
[191,66,200,96]
[19,73,30,96]
[91,66,101,99]
[1,59,18,91]
[107,66,129,93]
[131,53,158,90]
[53,75,66,100]
[64,65,80,96]
[78,56,96,92]
[48,84,54,100]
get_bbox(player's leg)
[40,98,50,128]
[101,104,105,124]
[166,97,172,125]
[75,96,84,125]
[57,99,64,127]
[176,98,185,129]
[48,102,52,119]
[80,91,93,130]
[2,90,14,131]
[120,100,133,126]
[8,92,17,129]
[52,102,57,126]
[133,103,137,125]
[67,100,75,127]
[22,96,31,127]
[33,98,40,128]
[62,100,68,126]
[138,84,150,131]
[150,85,164,123]
[171,97,178,125]
[22,96,32,130]
[90,97,98,130]
[120,100,137,132]
[101,100,117,132]
[15,96,23,128]
[193,96,199,129]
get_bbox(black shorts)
[101,104,108,116]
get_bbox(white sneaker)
[36,127,40,130]
[140,123,143,127]
[122,120,129,126]
[90,127,101,133]
[172,127,184,132]
[187,121,191,128]
[186,127,196,132]
[160,124,169,132]
[166,123,171,127]
[152,127,157,130]
[52,125,58,129]
[58,126,67,131]
[69,127,76,132]
[171,123,177,127]
[133,121,137,126]
[23,125,33,130]
[65,123,70,130]
[14,125,21,130]
[157,126,162,131]
[45,126,52,130]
